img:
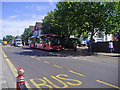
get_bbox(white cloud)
[9,15,18,19]
[1,13,46,39]
[36,6,49,12]
[1,19,40,38]
[25,5,50,12]
[2,0,59,2]
[32,14,47,20]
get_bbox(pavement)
[85,46,118,55]
[0,46,16,89]
[0,47,8,89]
[56,46,119,58]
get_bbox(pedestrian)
[109,41,114,53]
[73,41,77,51]
[87,39,95,52]
[87,41,90,52]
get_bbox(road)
[1,45,119,89]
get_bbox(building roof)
[29,26,35,31]
[35,22,43,29]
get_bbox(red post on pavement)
[16,68,25,90]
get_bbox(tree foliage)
[0,39,2,43]
[42,2,119,46]
[21,28,32,44]
[42,2,119,36]
[3,35,14,43]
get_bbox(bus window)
[51,38,60,46]
[36,38,39,43]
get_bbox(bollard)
[16,68,28,90]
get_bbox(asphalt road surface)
[1,46,119,89]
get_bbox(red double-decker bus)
[28,34,65,51]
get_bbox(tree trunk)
[118,33,120,53]
[89,30,94,52]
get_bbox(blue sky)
[1,2,57,39]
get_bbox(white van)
[15,39,23,47]
[94,38,103,43]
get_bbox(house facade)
[29,26,35,32]
[88,31,114,41]
[33,22,43,36]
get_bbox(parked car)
[94,38,103,43]
[80,40,87,46]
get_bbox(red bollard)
[16,68,25,90]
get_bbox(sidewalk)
[2,58,16,89]
[60,46,119,57]
[96,52,119,57]
[0,50,16,89]
[0,48,8,89]
[0,71,8,89]
[79,46,119,56]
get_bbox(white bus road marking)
[72,57,98,62]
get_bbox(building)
[29,26,35,32]
[88,29,114,41]
[32,22,43,36]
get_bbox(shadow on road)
[14,46,97,57]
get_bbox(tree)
[6,35,15,43]
[75,2,119,51]
[3,35,14,43]
[42,2,119,49]
[110,2,120,41]
[0,39,2,43]
[21,28,32,45]
[3,37,7,41]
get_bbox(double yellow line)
[0,48,31,89]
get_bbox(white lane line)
[72,57,98,62]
